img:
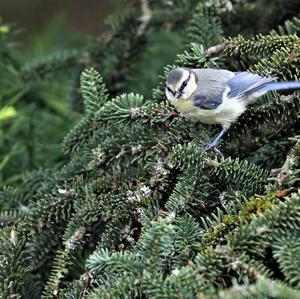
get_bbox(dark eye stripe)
[180,80,188,92]
[180,71,192,92]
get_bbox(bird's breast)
[174,99,246,128]
[172,99,195,114]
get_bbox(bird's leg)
[204,127,228,151]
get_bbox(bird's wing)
[192,68,234,110]
[227,72,276,98]
[193,93,223,110]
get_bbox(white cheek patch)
[182,76,197,99]
[166,89,175,101]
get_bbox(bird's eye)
[180,80,188,92]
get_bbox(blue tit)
[165,67,300,151]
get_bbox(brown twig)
[204,40,230,57]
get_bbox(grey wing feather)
[192,68,234,110]
[228,72,276,98]
[193,94,223,110]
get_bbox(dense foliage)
[1,1,300,298]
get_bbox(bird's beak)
[174,91,182,99]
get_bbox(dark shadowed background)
[0,0,184,184]
[0,0,122,40]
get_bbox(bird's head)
[165,68,198,102]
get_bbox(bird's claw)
[204,143,223,156]
[204,143,214,151]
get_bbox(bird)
[165,67,300,151]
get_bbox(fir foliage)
[1,1,300,298]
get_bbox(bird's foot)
[204,143,223,156]
[204,143,214,151]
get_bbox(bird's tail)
[264,81,300,92]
